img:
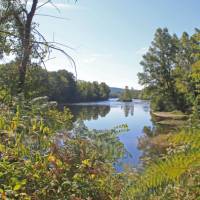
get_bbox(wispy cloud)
[81,53,113,64]
[82,57,97,64]
[135,47,148,56]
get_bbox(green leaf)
[13,183,21,191]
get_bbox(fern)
[121,129,200,199]
[168,130,200,149]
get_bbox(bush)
[150,95,177,111]
[0,97,127,199]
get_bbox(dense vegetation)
[0,97,129,199]
[138,28,200,112]
[0,63,110,103]
[119,86,133,102]
[121,28,200,199]
[0,0,199,199]
[76,80,110,102]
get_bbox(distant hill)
[110,87,124,95]
[109,87,141,98]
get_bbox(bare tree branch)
[36,0,51,10]
[0,0,78,90]
[49,1,61,13]
[32,40,77,79]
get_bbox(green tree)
[48,70,76,103]
[173,31,197,111]
[120,86,132,102]
[138,28,180,111]
[91,81,100,100]
[76,80,110,102]
[0,62,49,100]
[0,0,76,92]
[99,82,110,100]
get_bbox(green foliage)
[0,62,49,100]
[0,63,110,103]
[120,86,133,102]
[47,70,76,103]
[121,128,200,200]
[138,87,151,100]
[1,5,200,198]
[0,97,127,199]
[130,27,200,197]
[150,94,177,111]
[138,28,200,112]
[76,80,110,102]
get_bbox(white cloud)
[82,57,97,64]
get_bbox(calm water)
[68,99,152,169]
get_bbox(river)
[67,98,152,170]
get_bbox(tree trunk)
[18,0,38,93]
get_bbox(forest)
[0,63,110,103]
[0,0,199,200]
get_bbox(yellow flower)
[82,159,91,167]
[48,155,56,162]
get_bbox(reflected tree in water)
[143,104,150,112]
[68,105,111,121]
[121,103,134,117]
[137,118,181,167]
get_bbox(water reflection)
[137,113,184,167]
[68,105,110,121]
[65,99,152,169]
[68,100,150,120]
[143,104,150,112]
[121,103,134,117]
[64,100,180,170]
[137,125,169,167]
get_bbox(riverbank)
[152,111,188,120]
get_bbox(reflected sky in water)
[68,99,152,170]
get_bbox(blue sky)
[34,0,200,89]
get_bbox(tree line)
[110,87,141,99]
[0,62,110,103]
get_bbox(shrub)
[0,97,127,199]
